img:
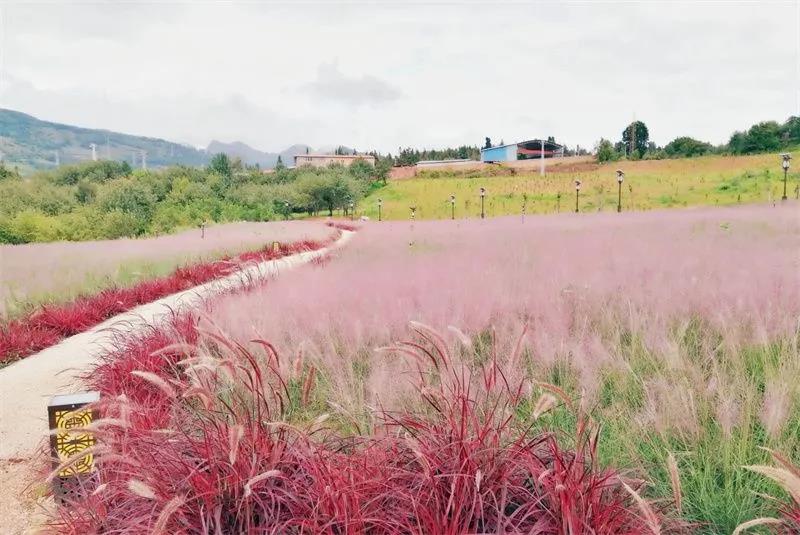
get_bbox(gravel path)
[0,231,352,459]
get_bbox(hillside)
[0,108,210,172]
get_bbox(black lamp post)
[377,198,383,222]
[450,194,455,220]
[349,200,355,221]
[574,180,581,213]
[616,169,625,212]
[480,187,486,219]
[284,201,290,220]
[781,154,791,201]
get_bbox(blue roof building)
[480,139,563,163]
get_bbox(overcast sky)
[0,1,797,153]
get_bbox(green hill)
[0,108,210,173]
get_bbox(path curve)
[0,231,353,460]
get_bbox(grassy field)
[62,204,800,533]
[0,221,333,318]
[361,152,798,220]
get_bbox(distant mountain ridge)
[0,108,331,173]
[206,140,312,168]
[0,108,210,172]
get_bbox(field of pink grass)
[201,203,800,531]
[212,204,799,377]
[0,220,333,317]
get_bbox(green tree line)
[596,116,800,162]
[0,154,387,244]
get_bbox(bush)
[101,210,145,239]
[98,178,157,221]
[664,136,713,158]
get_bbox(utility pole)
[540,138,545,176]
[89,143,98,161]
[141,150,147,170]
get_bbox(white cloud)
[0,1,796,154]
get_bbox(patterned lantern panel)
[48,391,100,503]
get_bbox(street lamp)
[284,201,290,220]
[522,192,528,222]
[410,206,416,220]
[349,200,355,221]
[377,198,383,222]
[781,153,791,201]
[480,187,486,219]
[616,169,625,212]
[574,180,582,213]
[450,194,456,220]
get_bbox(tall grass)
[203,204,800,532]
[50,316,687,533]
[0,220,333,317]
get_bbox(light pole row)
[375,155,792,221]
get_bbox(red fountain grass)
[48,316,685,533]
[0,233,339,365]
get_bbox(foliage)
[596,138,618,162]
[664,136,713,158]
[621,120,650,158]
[0,154,383,243]
[0,161,21,181]
[391,145,481,166]
[729,121,785,154]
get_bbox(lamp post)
[616,169,625,212]
[522,192,528,222]
[781,153,791,201]
[409,206,416,246]
[377,198,383,222]
[574,180,581,213]
[450,194,455,220]
[284,201,290,220]
[480,187,486,219]
[349,200,355,221]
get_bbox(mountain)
[206,140,311,168]
[0,108,210,172]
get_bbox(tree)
[348,158,374,182]
[621,121,650,158]
[484,137,492,149]
[781,116,800,145]
[729,121,782,154]
[595,138,617,162]
[208,153,232,178]
[664,137,712,158]
[276,155,285,170]
[375,158,392,185]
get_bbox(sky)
[0,1,797,154]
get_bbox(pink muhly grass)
[0,229,337,364]
[207,205,800,417]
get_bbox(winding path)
[0,231,352,460]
